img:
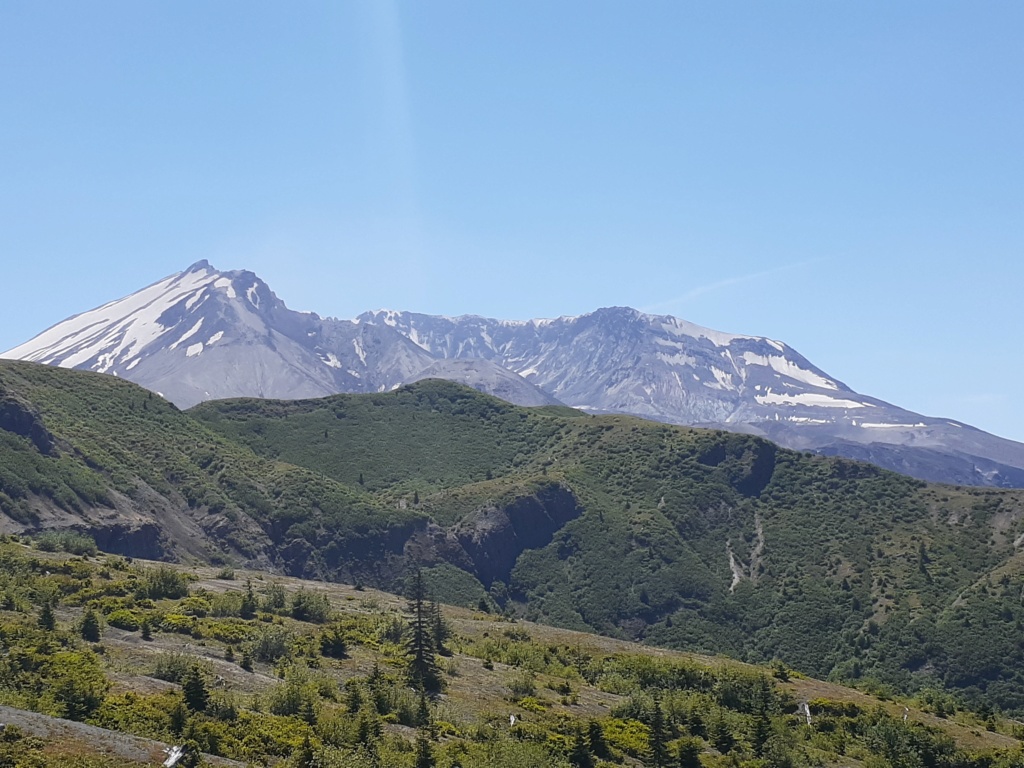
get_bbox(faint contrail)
[642,258,829,314]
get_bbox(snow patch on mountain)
[169,319,204,351]
[741,352,837,390]
[214,277,236,299]
[0,264,218,372]
[756,392,869,409]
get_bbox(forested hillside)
[192,383,1024,713]
[4,360,1024,718]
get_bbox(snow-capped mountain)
[1,261,436,407]
[6,260,1024,488]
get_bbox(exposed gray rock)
[6,260,1024,487]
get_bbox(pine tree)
[569,726,595,768]
[749,675,774,757]
[708,712,735,755]
[416,689,432,729]
[588,719,611,761]
[345,680,364,714]
[413,730,435,768]
[430,599,450,656]
[80,607,101,642]
[240,578,258,620]
[169,699,188,735]
[294,734,316,768]
[406,570,441,692]
[648,694,670,768]
[676,737,702,768]
[181,666,209,712]
[38,600,56,631]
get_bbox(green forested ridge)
[0,361,422,577]
[4,360,1024,719]
[191,380,1024,713]
[0,541,1021,767]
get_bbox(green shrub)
[106,609,142,631]
[34,531,98,557]
[291,589,332,624]
[136,566,190,600]
[160,614,197,635]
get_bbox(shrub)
[34,531,98,557]
[106,609,142,631]
[136,566,190,600]
[160,614,198,635]
[250,626,293,663]
[179,596,212,617]
[152,652,200,684]
[291,589,332,624]
[319,625,348,659]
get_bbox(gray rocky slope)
[4,260,1024,488]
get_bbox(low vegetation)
[0,542,1021,766]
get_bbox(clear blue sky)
[1,2,1022,439]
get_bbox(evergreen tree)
[169,699,188,735]
[569,726,595,768]
[588,719,611,761]
[178,740,202,768]
[648,694,670,768]
[749,675,775,757]
[430,599,450,656]
[294,734,315,768]
[413,730,435,768]
[140,618,152,640]
[416,689,432,729]
[406,570,441,692]
[80,607,101,642]
[320,624,348,658]
[240,578,258,620]
[38,600,56,631]
[345,680,364,714]
[676,737,702,768]
[181,666,209,712]
[708,712,735,755]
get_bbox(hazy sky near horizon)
[2,2,1023,440]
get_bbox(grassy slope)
[5,542,1023,767]
[192,381,1024,713]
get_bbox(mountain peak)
[185,259,213,273]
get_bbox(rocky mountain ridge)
[5,260,1024,487]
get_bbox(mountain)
[356,307,1024,488]
[0,261,435,408]
[6,260,1024,487]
